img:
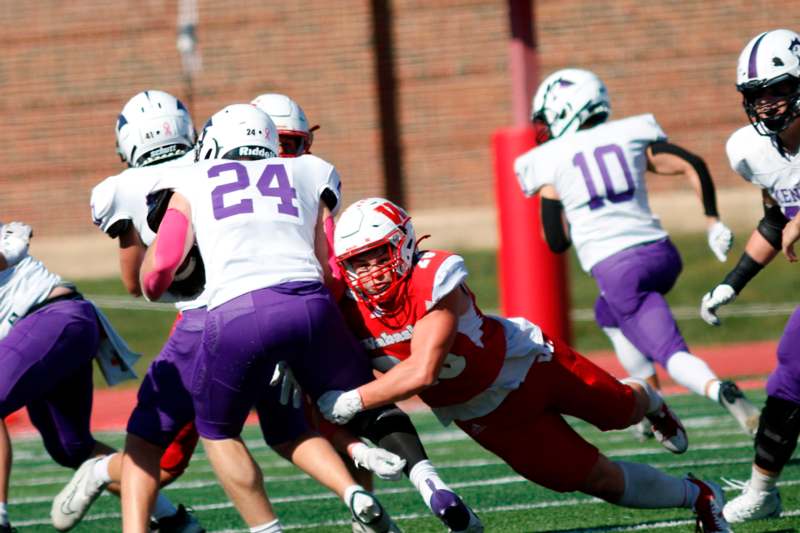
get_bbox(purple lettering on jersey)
[784,206,800,219]
[257,164,299,217]
[209,162,254,220]
[573,143,635,210]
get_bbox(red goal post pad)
[492,126,571,343]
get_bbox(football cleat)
[646,402,688,454]
[718,381,760,436]
[722,479,781,523]
[349,490,401,533]
[51,455,109,531]
[687,476,732,533]
[630,419,655,442]
[0,524,17,533]
[150,504,205,533]
[430,489,483,532]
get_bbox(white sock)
[409,460,451,510]
[706,380,722,403]
[617,461,699,509]
[250,518,283,533]
[92,454,113,484]
[666,351,719,398]
[603,328,655,380]
[343,484,366,505]
[621,377,663,415]
[0,502,8,526]
[751,465,779,492]
[151,493,178,520]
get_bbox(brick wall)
[1,1,797,236]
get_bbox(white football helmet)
[531,68,611,140]
[736,29,800,135]
[251,93,317,157]
[195,104,279,161]
[116,90,195,167]
[334,198,416,307]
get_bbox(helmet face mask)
[115,90,196,167]
[736,29,800,136]
[334,198,416,310]
[195,104,279,162]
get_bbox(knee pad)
[755,395,800,473]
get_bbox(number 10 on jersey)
[573,143,635,210]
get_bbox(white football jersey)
[172,154,342,309]
[91,155,209,310]
[515,114,668,272]
[726,125,800,218]
[0,251,62,340]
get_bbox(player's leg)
[0,419,10,531]
[724,308,800,522]
[595,296,658,388]
[291,289,480,532]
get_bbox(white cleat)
[349,490,402,533]
[646,402,688,454]
[722,479,782,523]
[51,456,109,531]
[718,381,760,436]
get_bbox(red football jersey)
[340,250,507,407]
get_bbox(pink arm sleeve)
[324,215,343,281]
[142,208,189,300]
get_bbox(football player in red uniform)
[319,198,732,532]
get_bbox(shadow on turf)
[548,522,797,533]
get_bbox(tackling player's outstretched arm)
[118,225,147,297]
[646,142,733,261]
[140,192,194,301]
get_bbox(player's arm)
[140,192,194,301]
[700,190,783,325]
[118,225,147,297]
[646,141,733,261]
[539,185,571,253]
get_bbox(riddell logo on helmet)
[239,146,269,158]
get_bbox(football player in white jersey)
[514,68,760,438]
[251,92,318,158]
[701,28,800,523]
[137,103,408,533]
[0,222,138,533]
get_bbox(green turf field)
[76,232,799,379]
[9,390,800,532]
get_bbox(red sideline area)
[6,340,778,437]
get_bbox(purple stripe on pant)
[767,306,800,405]
[193,281,374,440]
[591,238,689,367]
[128,307,310,448]
[0,299,99,468]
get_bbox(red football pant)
[456,338,635,493]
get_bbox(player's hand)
[317,389,363,424]
[349,442,406,480]
[782,216,800,262]
[269,361,302,409]
[707,221,733,262]
[700,284,736,326]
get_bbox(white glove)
[707,221,733,262]
[317,389,363,424]
[700,284,736,326]
[350,442,406,480]
[1,221,33,266]
[269,361,302,409]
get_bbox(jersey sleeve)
[425,253,469,311]
[514,147,554,197]
[635,114,668,143]
[726,127,756,183]
[90,175,128,236]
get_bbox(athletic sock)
[621,377,663,415]
[409,460,453,510]
[616,461,699,508]
[152,494,178,520]
[249,518,283,533]
[751,465,779,492]
[665,351,719,399]
[603,327,655,380]
[92,454,113,484]
[0,502,8,526]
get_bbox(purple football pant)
[767,306,800,405]
[128,307,310,447]
[193,281,374,440]
[591,238,689,367]
[0,299,99,468]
